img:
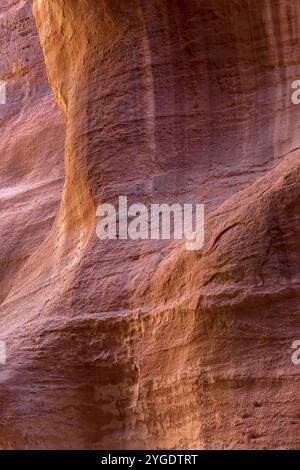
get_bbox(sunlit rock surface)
[0,0,299,449]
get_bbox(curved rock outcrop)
[0,0,299,449]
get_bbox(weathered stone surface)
[0,0,65,305]
[0,0,299,449]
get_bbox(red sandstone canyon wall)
[0,0,299,449]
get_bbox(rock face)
[0,0,65,305]
[0,0,299,449]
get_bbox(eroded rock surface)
[0,0,299,449]
[0,0,65,304]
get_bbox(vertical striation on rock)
[0,0,65,304]
[0,0,299,449]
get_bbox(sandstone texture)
[0,0,65,305]
[0,0,299,449]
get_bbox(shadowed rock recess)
[0,0,299,449]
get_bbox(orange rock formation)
[0,0,299,449]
